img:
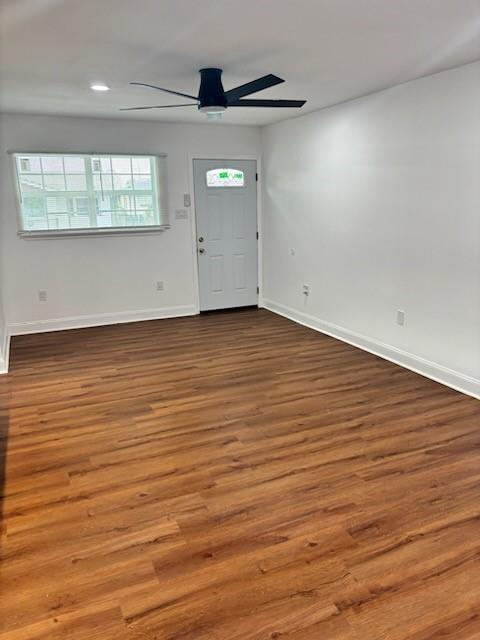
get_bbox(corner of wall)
[0,329,10,375]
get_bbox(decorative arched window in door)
[206,168,245,187]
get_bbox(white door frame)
[188,153,263,313]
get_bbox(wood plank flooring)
[1,308,480,639]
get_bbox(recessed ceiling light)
[90,83,110,92]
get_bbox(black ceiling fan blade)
[120,103,197,111]
[130,82,198,101]
[228,99,306,108]
[225,74,284,102]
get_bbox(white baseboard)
[0,328,10,374]
[8,305,198,337]
[262,299,480,400]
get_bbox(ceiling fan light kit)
[206,111,224,121]
[121,68,306,117]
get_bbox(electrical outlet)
[302,284,310,296]
[175,209,188,220]
[38,290,47,302]
[156,281,164,291]
[397,310,405,326]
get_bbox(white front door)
[194,159,258,311]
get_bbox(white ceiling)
[1,0,479,126]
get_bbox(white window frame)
[11,152,170,238]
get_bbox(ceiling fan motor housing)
[198,68,227,112]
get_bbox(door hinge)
[257,286,259,294]
[255,172,258,181]
[256,231,259,240]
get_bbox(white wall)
[0,272,7,373]
[0,114,261,338]
[0,123,7,370]
[262,61,480,397]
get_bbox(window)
[206,168,244,187]
[13,153,169,235]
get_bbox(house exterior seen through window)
[13,153,168,234]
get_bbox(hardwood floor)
[1,307,480,639]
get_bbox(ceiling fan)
[121,68,306,118]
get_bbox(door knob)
[198,236,204,243]
[199,248,205,254]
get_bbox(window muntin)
[206,168,244,187]
[14,153,168,234]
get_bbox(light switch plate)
[183,193,191,207]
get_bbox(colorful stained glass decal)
[206,168,244,187]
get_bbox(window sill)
[18,225,171,239]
